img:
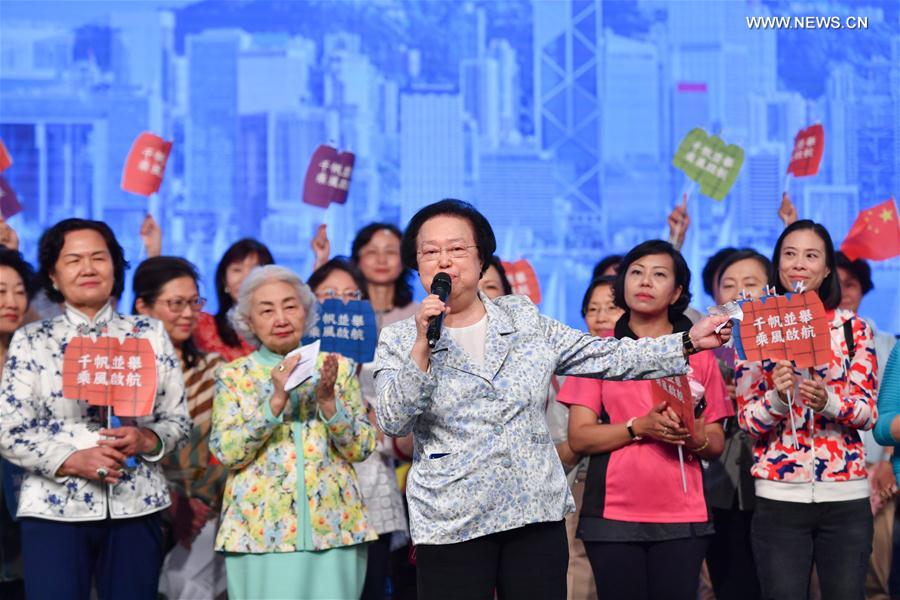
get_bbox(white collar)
[64,300,116,338]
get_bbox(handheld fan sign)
[302,298,378,364]
[62,336,158,468]
[730,284,830,449]
[651,375,695,494]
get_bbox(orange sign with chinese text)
[737,292,831,368]
[62,337,158,417]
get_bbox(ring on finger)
[96,467,109,479]
[278,363,286,372]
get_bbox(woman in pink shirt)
[559,240,732,600]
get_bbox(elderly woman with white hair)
[209,265,377,600]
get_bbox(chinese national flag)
[121,132,172,197]
[840,199,900,261]
[0,138,12,173]
[0,176,22,218]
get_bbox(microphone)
[426,272,452,349]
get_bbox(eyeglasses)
[417,245,477,263]
[316,289,363,302]
[161,297,206,313]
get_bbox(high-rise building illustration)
[186,29,242,215]
[400,85,465,224]
[533,0,604,247]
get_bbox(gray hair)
[228,264,319,347]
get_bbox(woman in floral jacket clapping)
[210,265,376,600]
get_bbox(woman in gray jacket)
[374,199,732,600]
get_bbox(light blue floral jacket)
[0,303,190,521]
[374,293,689,545]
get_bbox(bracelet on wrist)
[626,417,642,441]
[691,435,710,453]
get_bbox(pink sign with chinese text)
[62,337,158,417]
[651,375,696,437]
[501,259,542,304]
[121,132,172,197]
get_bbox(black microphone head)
[430,272,452,297]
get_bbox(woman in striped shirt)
[133,256,228,600]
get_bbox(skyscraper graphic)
[400,85,465,224]
[186,29,241,214]
[533,0,604,247]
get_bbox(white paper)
[707,301,744,333]
[284,339,321,391]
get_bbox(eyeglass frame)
[158,296,206,313]
[315,288,364,302]
[416,244,479,263]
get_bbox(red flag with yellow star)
[840,199,900,261]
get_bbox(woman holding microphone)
[373,199,732,600]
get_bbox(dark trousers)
[707,507,761,600]
[361,532,393,600]
[583,535,710,600]
[751,497,872,600]
[416,520,568,600]
[21,513,163,600]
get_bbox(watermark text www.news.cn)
[746,15,868,30]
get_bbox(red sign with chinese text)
[0,138,12,174]
[121,132,172,197]
[0,176,22,219]
[786,124,824,177]
[302,145,355,208]
[738,292,831,368]
[501,259,542,305]
[651,375,696,437]
[62,337,158,417]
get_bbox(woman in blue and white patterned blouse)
[0,218,189,600]
[373,199,733,600]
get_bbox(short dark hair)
[835,251,874,296]
[132,256,203,369]
[401,199,497,277]
[307,256,369,299]
[701,247,738,297]
[485,255,513,296]
[0,247,36,303]
[591,255,623,280]
[351,223,413,308]
[771,220,841,310]
[613,240,692,319]
[581,275,616,318]
[715,249,774,290]
[214,238,275,348]
[37,218,129,304]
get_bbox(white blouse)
[0,302,190,521]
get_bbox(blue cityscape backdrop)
[1,0,898,333]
